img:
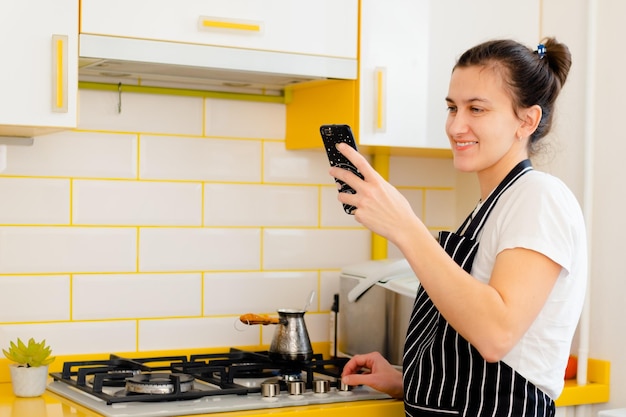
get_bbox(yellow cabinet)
[0,0,78,138]
[286,0,540,152]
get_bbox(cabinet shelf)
[555,358,610,407]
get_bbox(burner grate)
[49,349,350,405]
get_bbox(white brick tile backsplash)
[205,99,286,139]
[263,229,370,270]
[139,317,261,351]
[320,186,363,227]
[0,275,70,322]
[140,135,262,182]
[424,189,456,228]
[0,321,137,355]
[204,184,318,226]
[319,270,341,311]
[73,273,202,320]
[263,142,331,184]
[398,188,425,219]
[0,178,70,224]
[139,228,261,271]
[389,156,455,187]
[0,131,137,178]
[0,227,136,273]
[302,313,331,343]
[0,89,459,356]
[78,90,203,135]
[203,271,318,315]
[73,180,202,226]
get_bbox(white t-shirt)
[470,170,587,399]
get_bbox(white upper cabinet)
[81,0,357,59]
[0,0,78,138]
[358,0,540,149]
[79,0,358,93]
[358,0,430,148]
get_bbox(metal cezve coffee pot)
[239,309,314,362]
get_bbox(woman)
[333,38,587,417]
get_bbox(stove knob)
[313,379,330,394]
[261,382,281,398]
[338,379,353,392]
[288,380,305,395]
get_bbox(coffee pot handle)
[239,313,281,325]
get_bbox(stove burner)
[125,373,194,395]
[87,369,141,387]
[281,372,302,382]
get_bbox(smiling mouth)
[456,141,478,148]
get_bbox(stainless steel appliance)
[339,259,419,366]
[46,349,390,417]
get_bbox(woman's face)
[445,65,528,178]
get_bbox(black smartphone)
[320,124,364,215]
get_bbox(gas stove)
[46,349,390,417]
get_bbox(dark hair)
[454,37,572,154]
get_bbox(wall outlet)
[0,145,6,172]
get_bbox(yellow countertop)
[0,382,405,417]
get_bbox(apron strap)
[462,159,533,239]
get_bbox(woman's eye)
[446,106,457,113]
[470,107,484,113]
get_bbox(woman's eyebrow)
[445,96,490,104]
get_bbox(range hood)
[78,34,358,96]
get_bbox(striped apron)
[403,159,556,417]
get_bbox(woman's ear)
[518,105,542,138]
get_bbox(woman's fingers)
[336,143,376,177]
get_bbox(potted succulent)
[3,338,55,397]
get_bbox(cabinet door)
[0,0,78,136]
[425,0,541,148]
[81,0,357,59]
[358,0,540,149]
[358,0,430,148]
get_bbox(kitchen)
[0,0,624,416]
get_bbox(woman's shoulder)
[501,169,584,219]
[514,170,577,199]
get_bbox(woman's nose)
[446,111,469,136]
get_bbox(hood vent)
[78,35,358,96]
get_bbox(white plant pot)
[8,364,49,397]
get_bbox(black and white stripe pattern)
[402,160,555,417]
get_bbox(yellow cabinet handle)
[198,16,262,33]
[51,34,68,113]
[375,67,386,132]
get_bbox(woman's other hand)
[341,352,404,399]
